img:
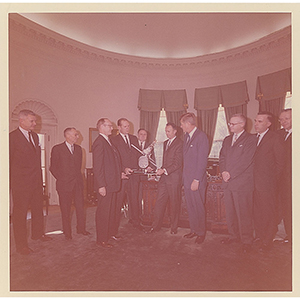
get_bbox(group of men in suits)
[10,108,291,254]
[92,117,158,248]
[219,109,292,254]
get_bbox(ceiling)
[20,12,291,59]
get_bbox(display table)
[140,176,227,233]
[86,168,227,233]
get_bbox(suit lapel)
[17,128,38,153]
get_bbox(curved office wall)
[9,13,291,168]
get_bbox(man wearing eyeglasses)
[219,113,257,253]
[92,118,122,248]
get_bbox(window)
[38,133,46,190]
[209,105,229,159]
[154,109,167,168]
[285,91,292,109]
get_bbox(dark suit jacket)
[277,128,292,184]
[92,134,121,193]
[253,129,285,192]
[182,128,209,189]
[111,133,140,171]
[9,128,43,192]
[161,137,183,185]
[219,131,257,191]
[49,142,83,192]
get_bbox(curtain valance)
[255,68,291,101]
[194,80,249,110]
[138,89,163,112]
[138,88,188,112]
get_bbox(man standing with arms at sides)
[219,114,257,253]
[10,109,52,255]
[111,118,142,232]
[253,112,285,252]
[277,109,292,244]
[50,127,90,240]
[92,118,121,248]
[180,113,209,244]
[147,123,183,235]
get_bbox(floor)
[9,204,292,295]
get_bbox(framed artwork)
[89,128,99,152]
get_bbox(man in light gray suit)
[180,113,209,244]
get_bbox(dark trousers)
[116,175,140,227]
[184,184,206,237]
[253,189,277,245]
[224,189,253,244]
[57,184,85,237]
[96,191,117,243]
[280,181,292,241]
[12,187,44,250]
[152,178,181,231]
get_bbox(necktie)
[232,134,238,146]
[28,131,36,150]
[166,139,171,151]
[71,144,74,154]
[125,135,130,148]
[186,134,190,144]
[257,134,261,145]
[140,141,144,150]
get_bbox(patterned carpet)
[8,204,292,295]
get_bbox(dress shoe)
[183,232,197,239]
[111,235,122,241]
[195,235,205,244]
[253,237,261,244]
[32,234,53,242]
[221,237,239,245]
[241,244,252,253]
[97,241,113,248]
[170,229,178,235]
[77,230,90,235]
[17,246,33,255]
[144,227,158,234]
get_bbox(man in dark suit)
[111,118,142,232]
[277,108,292,244]
[9,109,51,255]
[147,123,183,234]
[50,127,90,240]
[180,113,209,244]
[253,111,285,252]
[92,118,122,248]
[137,128,155,216]
[219,113,257,253]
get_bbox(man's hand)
[222,171,231,182]
[124,167,133,175]
[191,180,199,191]
[99,187,106,197]
[121,172,129,179]
[156,168,165,176]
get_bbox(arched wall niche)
[11,99,58,132]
